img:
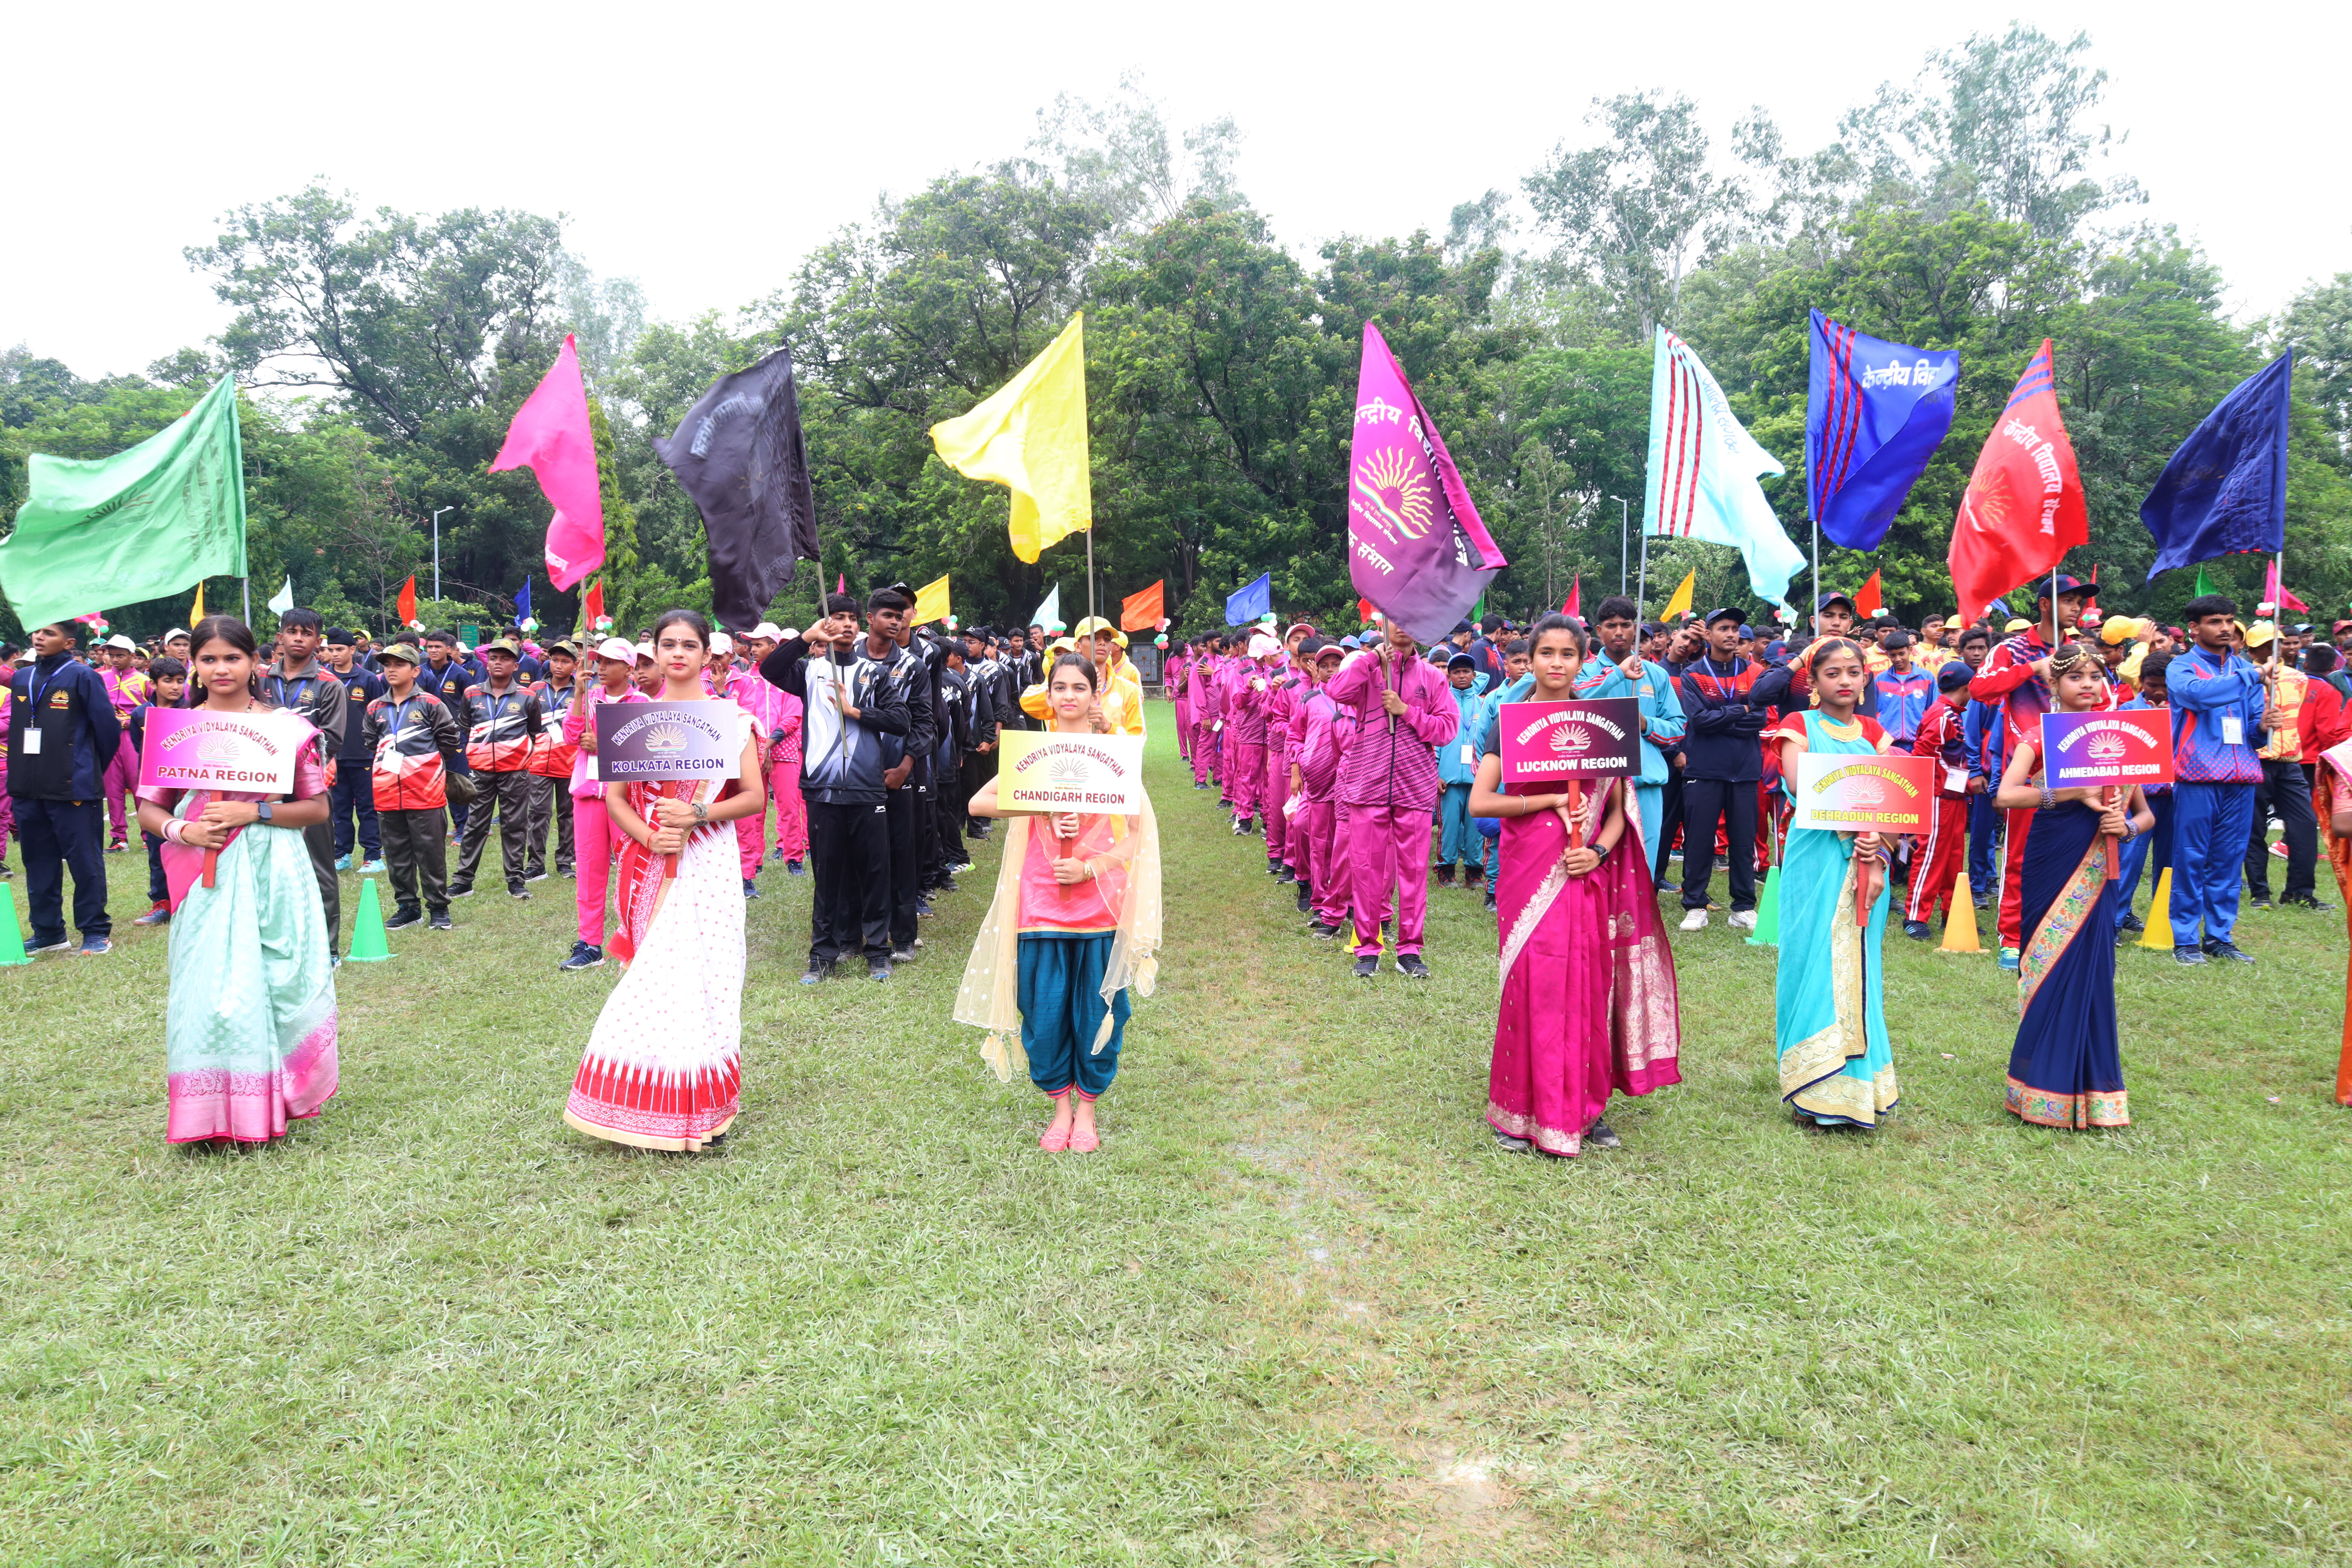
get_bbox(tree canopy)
[5,30,2347,646]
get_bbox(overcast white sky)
[9,0,2345,380]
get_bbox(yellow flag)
[1660,569,1695,622]
[929,315,1090,564]
[911,573,951,625]
[188,581,205,624]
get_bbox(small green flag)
[0,376,246,630]
[2194,564,2217,599]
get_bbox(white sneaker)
[1678,908,1708,931]
[1727,910,1757,932]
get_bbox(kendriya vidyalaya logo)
[642,722,689,755]
[1352,446,1434,542]
[1550,723,1593,758]
[2085,729,2130,763]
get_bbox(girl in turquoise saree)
[1771,639,1900,1130]
[135,617,338,1145]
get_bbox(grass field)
[3,701,2348,1566]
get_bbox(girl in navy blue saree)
[1993,643,2155,1129]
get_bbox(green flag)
[2194,564,2218,599]
[0,376,246,630]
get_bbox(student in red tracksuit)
[1903,663,1978,937]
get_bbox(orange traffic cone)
[1937,868,1982,953]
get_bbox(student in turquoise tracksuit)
[1434,652,1488,887]
[1577,596,1687,860]
[1472,638,1534,909]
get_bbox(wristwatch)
[256,801,275,825]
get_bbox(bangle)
[2038,783,2054,811]
[163,818,188,845]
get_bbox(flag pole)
[1086,527,1096,629]
[1811,522,1820,644]
[1636,525,1650,624]
[242,577,250,623]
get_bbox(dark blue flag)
[653,347,821,633]
[1805,309,1958,551]
[1225,572,1270,627]
[514,578,531,621]
[2140,352,2292,579]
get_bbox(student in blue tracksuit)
[1577,595,1687,861]
[1472,639,1531,910]
[1433,652,1487,887]
[1958,628,2002,907]
[2165,594,2269,964]
[2114,654,2176,935]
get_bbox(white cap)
[778,628,799,642]
[165,628,189,641]
[596,636,636,663]
[709,631,734,658]
[751,622,784,640]
[1248,634,1282,658]
[106,634,136,651]
[634,642,654,661]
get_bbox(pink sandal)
[1038,1124,1071,1152]
[1068,1125,1100,1153]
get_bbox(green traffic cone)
[345,876,392,962]
[1746,864,1781,947]
[0,883,28,966]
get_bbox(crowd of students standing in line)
[1162,579,2352,1154]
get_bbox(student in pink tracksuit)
[1262,623,1315,882]
[1288,639,1351,936]
[1325,620,1459,978]
[1222,637,1276,833]
[1190,639,1224,790]
[733,623,807,882]
[557,636,649,969]
[1167,645,1194,764]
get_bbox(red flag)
[583,579,605,630]
[2263,557,2308,613]
[395,574,416,628]
[1949,340,2087,621]
[1563,574,1580,619]
[1119,579,1164,633]
[1854,570,1882,618]
[1357,597,1378,625]
[489,334,605,590]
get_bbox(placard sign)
[593,700,744,781]
[138,707,308,793]
[2041,709,2174,789]
[1790,752,1937,832]
[995,730,1145,813]
[1497,698,1642,786]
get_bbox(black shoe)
[1436,865,1456,888]
[1231,817,1248,836]
[447,882,475,898]
[800,961,832,986]
[507,879,530,900]
[2248,893,2274,910]
[786,860,805,876]
[2173,943,2205,965]
[429,913,453,931]
[1493,1129,1532,1152]
[1397,954,1430,979]
[1277,866,1297,884]
[868,957,892,982]
[525,870,549,883]
[937,876,959,893]
[1295,884,1313,913]
[559,941,604,971]
[2119,913,2145,932]
[1585,1118,1622,1149]
[1483,890,1497,913]
[1352,956,1380,978]
[891,944,918,963]
[1902,919,1932,940]
[2203,938,2256,963]
[384,906,424,931]
[2282,894,2334,911]
[1239,816,1254,835]
[1309,922,1341,939]
[1973,894,1992,910]
[743,877,760,899]
[1193,780,1209,789]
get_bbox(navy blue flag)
[514,578,531,621]
[2140,352,2293,579]
[1805,310,1958,551]
[1225,572,1271,626]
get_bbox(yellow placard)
[994,729,1145,813]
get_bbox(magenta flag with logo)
[490,334,605,590]
[1347,322,1507,642]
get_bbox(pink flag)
[490,334,605,590]
[2264,557,2308,613]
[1346,322,1507,642]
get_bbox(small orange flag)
[396,574,417,627]
[1119,580,1164,633]
[1855,569,1883,618]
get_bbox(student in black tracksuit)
[760,593,913,983]
[6,621,123,954]
[323,629,386,868]
[1673,608,1794,928]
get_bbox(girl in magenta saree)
[1472,614,1681,1156]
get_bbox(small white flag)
[266,576,295,616]
[1030,583,1061,632]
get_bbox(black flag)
[652,347,820,632]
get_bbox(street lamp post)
[1612,496,1630,597]
[430,507,453,603]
